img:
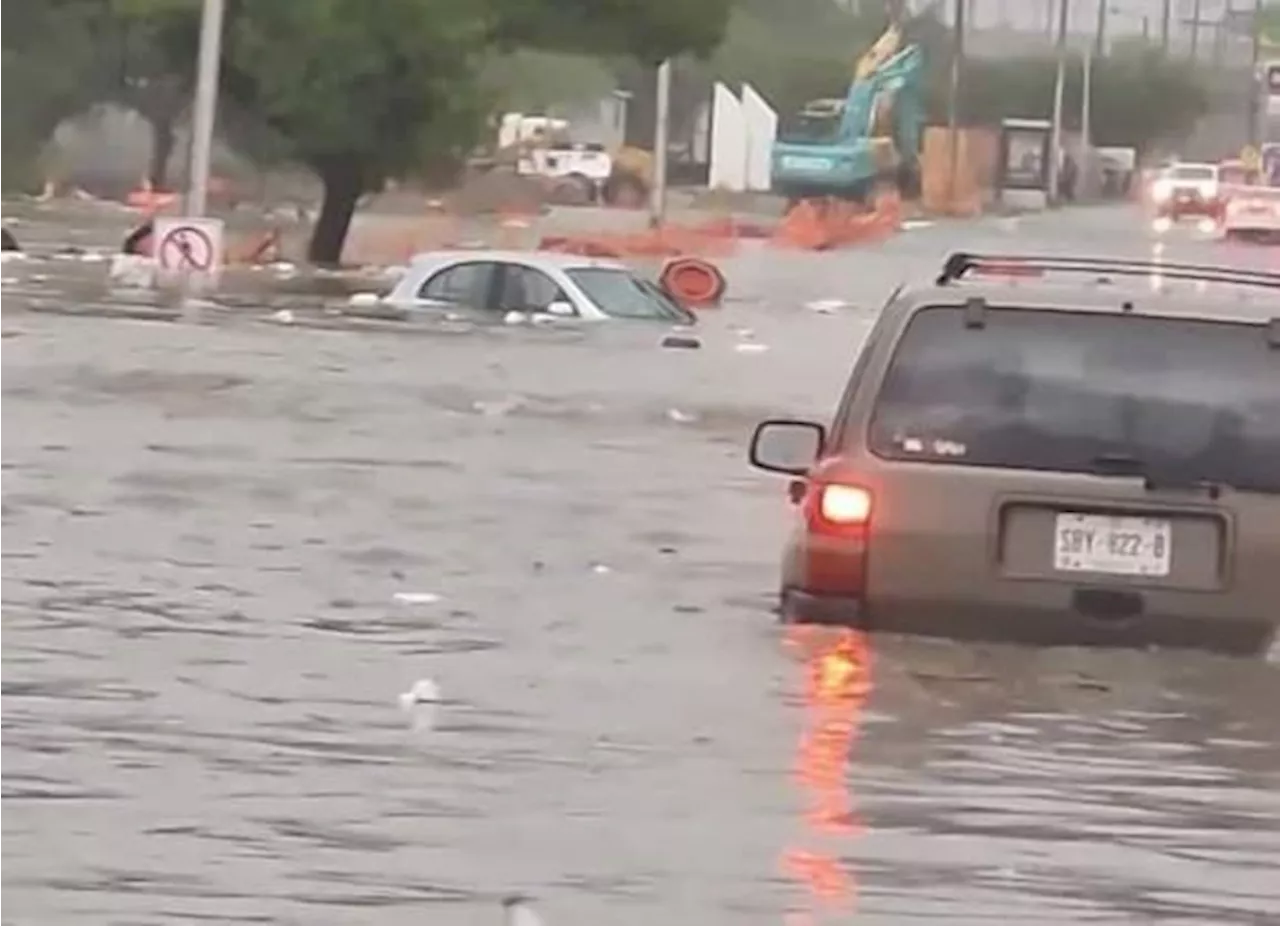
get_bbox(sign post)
[154,217,224,293]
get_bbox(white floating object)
[667,408,696,423]
[269,308,295,324]
[503,310,528,325]
[269,260,297,276]
[503,897,546,926]
[591,563,612,574]
[0,251,28,264]
[108,253,156,288]
[347,291,381,307]
[805,299,846,314]
[399,678,441,732]
[79,251,108,263]
[902,219,934,231]
[734,342,769,353]
[393,591,441,605]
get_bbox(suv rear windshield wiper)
[1088,452,1225,498]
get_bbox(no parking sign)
[154,216,224,290]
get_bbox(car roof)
[407,249,628,272]
[894,278,1279,326]
[1170,162,1217,172]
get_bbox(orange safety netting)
[538,223,738,259]
[771,190,903,251]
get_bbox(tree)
[2,1,112,190]
[220,0,734,264]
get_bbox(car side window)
[828,289,901,446]
[418,262,494,305]
[496,264,570,313]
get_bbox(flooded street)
[3,205,1279,925]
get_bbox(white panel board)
[708,82,746,193]
[741,83,778,193]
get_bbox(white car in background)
[383,250,696,324]
[1221,184,1280,242]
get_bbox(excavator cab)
[771,23,923,202]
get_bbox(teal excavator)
[771,23,925,202]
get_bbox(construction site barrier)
[659,256,727,308]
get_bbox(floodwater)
[3,205,1279,926]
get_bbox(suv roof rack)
[935,252,1280,289]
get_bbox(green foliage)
[949,48,1210,151]
[707,0,1208,156]
[221,0,490,184]
[487,0,733,63]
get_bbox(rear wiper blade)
[1088,452,1224,498]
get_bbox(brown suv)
[748,253,1280,655]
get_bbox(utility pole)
[649,59,671,229]
[1048,0,1069,207]
[1161,0,1171,54]
[1248,0,1263,148]
[1094,0,1108,58]
[1190,0,1203,60]
[186,0,226,218]
[1081,42,1094,200]
[947,0,966,210]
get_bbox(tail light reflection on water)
[780,627,872,923]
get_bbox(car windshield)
[867,306,1280,493]
[1173,165,1215,181]
[568,268,693,322]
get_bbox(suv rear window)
[1173,165,1216,180]
[867,306,1280,493]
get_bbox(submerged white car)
[383,250,696,323]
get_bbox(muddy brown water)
[3,205,1278,925]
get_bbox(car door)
[493,263,575,316]
[415,261,500,313]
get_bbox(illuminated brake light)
[818,484,872,525]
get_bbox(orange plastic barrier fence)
[772,191,902,251]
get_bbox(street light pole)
[1161,0,1171,55]
[1190,0,1203,61]
[649,58,671,229]
[186,0,227,218]
[946,0,966,211]
[1080,42,1093,200]
[1094,0,1107,58]
[1048,0,1070,207]
[1248,0,1263,148]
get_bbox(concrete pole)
[1048,0,1070,207]
[1080,43,1093,200]
[1161,0,1171,55]
[1094,0,1107,58]
[649,59,671,229]
[186,0,227,218]
[1248,0,1263,148]
[947,0,966,211]
[1190,0,1202,61]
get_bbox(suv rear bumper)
[779,589,1274,655]
[780,588,865,626]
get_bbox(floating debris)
[392,591,441,605]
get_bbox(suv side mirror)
[545,300,576,317]
[749,419,826,475]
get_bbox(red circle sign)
[158,226,215,271]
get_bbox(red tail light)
[814,484,872,527]
[800,480,872,599]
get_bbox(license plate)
[781,156,832,171]
[1053,513,1172,577]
